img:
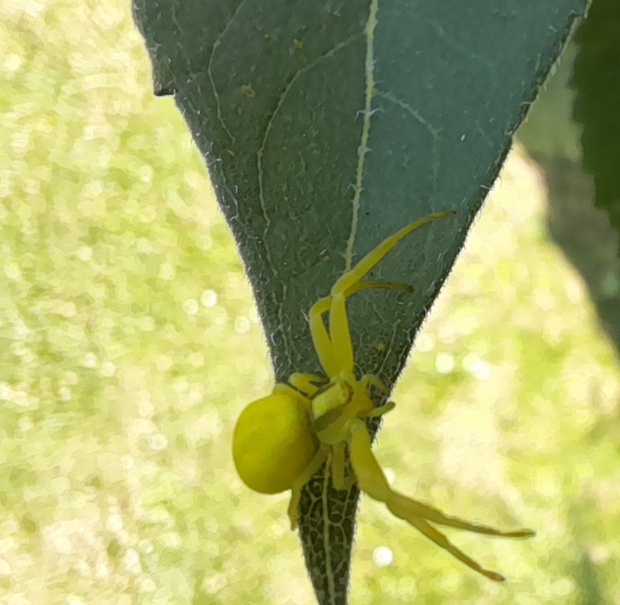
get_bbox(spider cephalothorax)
[232,211,533,581]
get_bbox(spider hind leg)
[348,419,534,581]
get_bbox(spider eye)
[232,393,319,494]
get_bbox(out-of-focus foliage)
[516,11,620,352]
[517,42,582,163]
[572,0,620,246]
[1,1,620,605]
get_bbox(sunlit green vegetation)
[1,2,619,604]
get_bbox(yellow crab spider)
[232,211,534,581]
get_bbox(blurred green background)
[1,1,619,604]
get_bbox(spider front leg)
[348,419,534,581]
[309,282,418,377]
[287,446,328,530]
[289,372,328,397]
[310,212,453,377]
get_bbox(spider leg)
[387,492,534,538]
[332,212,452,296]
[310,213,450,374]
[326,212,452,375]
[288,447,328,529]
[289,372,328,398]
[309,281,417,376]
[356,376,393,418]
[341,469,357,490]
[352,281,413,294]
[405,517,507,582]
[348,419,534,581]
[314,283,415,376]
[360,374,390,395]
[327,289,356,374]
[332,443,347,490]
[358,401,396,418]
[309,295,340,375]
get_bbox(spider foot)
[388,492,534,537]
[358,400,396,419]
[286,448,329,531]
[386,492,534,581]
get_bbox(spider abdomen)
[232,393,319,494]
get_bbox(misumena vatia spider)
[233,211,533,581]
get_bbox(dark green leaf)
[132,2,586,603]
[573,0,620,248]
